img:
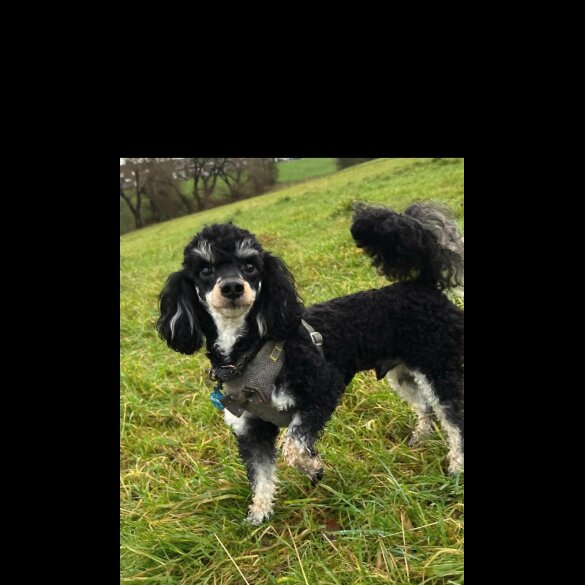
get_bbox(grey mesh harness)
[213,319,324,427]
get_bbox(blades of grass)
[287,525,309,585]
[213,533,251,585]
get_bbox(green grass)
[120,157,464,584]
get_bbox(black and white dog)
[157,202,464,524]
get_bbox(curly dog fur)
[156,202,464,524]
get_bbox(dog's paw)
[447,453,464,475]
[408,434,420,447]
[310,467,324,486]
[282,436,324,482]
[245,500,273,525]
[245,507,272,525]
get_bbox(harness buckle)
[309,331,323,346]
[209,364,240,382]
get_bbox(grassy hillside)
[120,158,338,235]
[120,158,464,584]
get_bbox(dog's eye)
[242,263,256,274]
[200,266,213,277]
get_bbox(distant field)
[276,158,337,183]
[121,158,464,584]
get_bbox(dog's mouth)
[213,298,253,312]
[210,294,256,318]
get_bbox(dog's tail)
[350,201,464,291]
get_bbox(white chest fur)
[212,313,247,357]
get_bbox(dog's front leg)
[280,368,345,483]
[281,390,343,484]
[282,415,325,485]
[224,411,280,524]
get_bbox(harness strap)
[209,342,263,383]
[301,319,324,357]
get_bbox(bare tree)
[121,157,277,231]
[120,159,147,229]
[247,158,277,194]
[145,159,194,217]
[121,158,194,229]
[218,158,251,201]
[191,158,226,210]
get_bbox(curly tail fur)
[350,201,464,291]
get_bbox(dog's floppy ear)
[257,253,303,340]
[156,269,204,354]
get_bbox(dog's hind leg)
[224,410,280,524]
[386,365,435,446]
[409,368,464,474]
[438,405,464,474]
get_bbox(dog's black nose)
[220,280,245,299]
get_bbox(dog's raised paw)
[408,434,420,447]
[282,436,325,481]
[310,467,324,486]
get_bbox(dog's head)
[156,223,303,354]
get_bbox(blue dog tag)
[210,385,225,411]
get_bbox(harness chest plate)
[221,340,293,427]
